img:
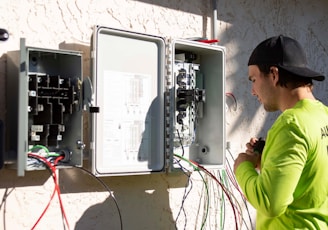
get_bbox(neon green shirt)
[235,99,328,229]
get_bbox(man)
[234,35,328,229]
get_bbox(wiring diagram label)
[99,71,152,170]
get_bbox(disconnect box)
[91,26,226,176]
[6,38,84,176]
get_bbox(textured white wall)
[0,0,328,229]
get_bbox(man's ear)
[270,66,279,85]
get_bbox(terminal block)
[28,74,80,147]
[174,62,204,149]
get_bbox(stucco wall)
[0,0,328,229]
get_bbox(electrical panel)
[4,28,225,177]
[91,26,226,176]
[6,38,84,176]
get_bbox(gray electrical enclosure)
[91,26,226,176]
[6,38,84,176]
[4,28,225,177]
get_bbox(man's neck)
[279,86,315,111]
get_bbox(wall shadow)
[58,40,189,229]
[134,0,213,17]
[60,168,188,230]
[0,168,50,187]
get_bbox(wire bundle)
[173,153,254,230]
[26,145,123,230]
[4,143,251,230]
[27,146,70,230]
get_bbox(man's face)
[248,65,279,112]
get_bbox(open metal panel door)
[91,26,166,176]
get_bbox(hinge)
[164,37,173,172]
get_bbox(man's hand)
[233,138,262,173]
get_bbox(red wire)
[53,156,70,229]
[223,164,248,223]
[31,184,57,229]
[197,39,220,44]
[225,165,246,199]
[225,92,238,111]
[28,153,70,230]
[189,160,240,230]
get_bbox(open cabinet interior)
[6,39,84,176]
[170,40,226,171]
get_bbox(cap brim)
[278,65,325,81]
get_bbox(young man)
[234,35,328,229]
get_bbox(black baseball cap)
[248,35,325,81]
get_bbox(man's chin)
[263,105,278,112]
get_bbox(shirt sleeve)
[235,118,308,217]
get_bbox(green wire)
[198,169,209,230]
[47,153,61,157]
[173,153,210,230]
[29,145,50,153]
[28,145,60,157]
[220,169,227,229]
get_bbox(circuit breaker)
[6,38,84,176]
[91,26,226,176]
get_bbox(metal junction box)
[6,39,84,176]
[91,26,226,176]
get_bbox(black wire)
[27,156,123,230]
[0,187,15,230]
[173,158,193,230]
[72,166,123,230]
[0,188,14,211]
